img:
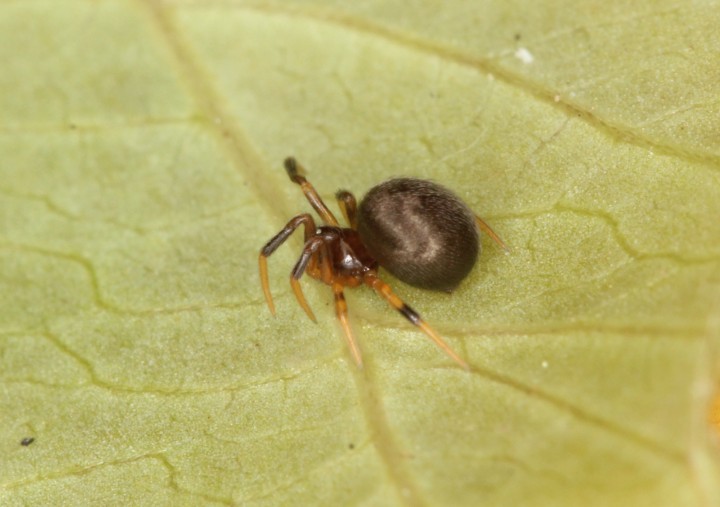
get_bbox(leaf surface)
[1,1,719,505]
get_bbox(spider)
[258,157,507,370]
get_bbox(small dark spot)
[348,443,355,450]
[21,437,35,446]
[514,33,522,41]
[69,123,77,130]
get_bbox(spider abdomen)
[356,178,479,292]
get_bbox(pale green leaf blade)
[1,1,719,506]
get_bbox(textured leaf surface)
[1,0,719,505]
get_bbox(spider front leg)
[288,232,338,322]
[335,190,358,229]
[259,213,316,315]
[284,157,340,226]
[364,273,469,370]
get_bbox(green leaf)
[1,0,719,505]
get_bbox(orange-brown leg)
[475,215,510,253]
[259,213,316,315]
[289,232,338,321]
[335,190,358,229]
[319,243,333,285]
[364,273,469,370]
[284,157,340,226]
[333,282,363,368]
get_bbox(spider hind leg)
[364,273,469,370]
[474,215,510,253]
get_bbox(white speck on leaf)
[514,47,534,64]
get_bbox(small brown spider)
[259,157,507,370]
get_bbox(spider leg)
[259,213,316,315]
[319,243,333,285]
[284,157,340,226]
[364,273,469,370]
[335,190,358,229]
[289,234,335,322]
[333,281,363,368]
[475,215,510,253]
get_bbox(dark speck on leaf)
[21,437,35,446]
[348,443,355,450]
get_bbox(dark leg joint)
[399,304,421,326]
